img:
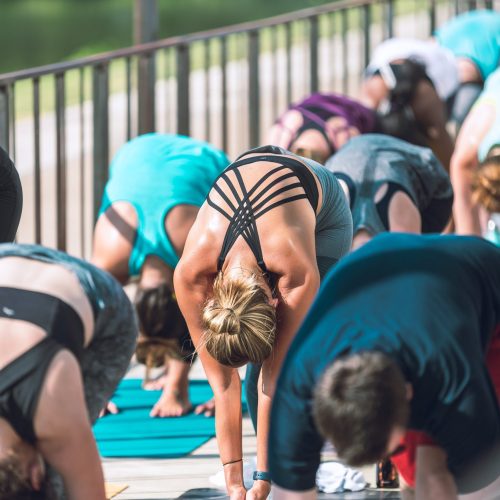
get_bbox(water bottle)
[376,458,399,488]
[484,213,500,247]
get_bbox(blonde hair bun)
[201,271,277,367]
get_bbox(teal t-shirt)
[269,233,500,491]
[436,10,500,81]
[476,68,500,162]
[99,133,229,275]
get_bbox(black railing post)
[176,43,190,136]
[363,4,371,70]
[429,0,437,36]
[309,16,319,93]
[220,37,228,152]
[485,1,493,8]
[92,63,109,224]
[33,78,42,243]
[248,30,260,148]
[135,0,157,134]
[386,0,394,39]
[341,9,348,94]
[285,23,292,105]
[55,73,67,251]
[0,85,9,153]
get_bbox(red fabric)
[392,324,500,488]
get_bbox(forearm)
[451,156,481,235]
[213,374,244,493]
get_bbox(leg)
[245,363,261,432]
[450,82,483,132]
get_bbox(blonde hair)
[472,155,500,213]
[201,271,277,367]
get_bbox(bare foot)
[99,401,119,418]
[150,390,193,418]
[194,398,215,417]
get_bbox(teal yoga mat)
[94,379,222,458]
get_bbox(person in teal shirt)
[436,10,500,128]
[92,133,229,418]
[451,68,500,237]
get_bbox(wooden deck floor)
[102,362,401,500]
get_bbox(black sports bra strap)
[211,150,319,278]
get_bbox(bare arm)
[451,102,495,235]
[250,265,320,499]
[35,351,106,500]
[174,258,246,498]
[416,446,457,500]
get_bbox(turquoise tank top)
[436,10,500,80]
[477,68,500,162]
[99,133,229,276]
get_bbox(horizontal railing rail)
[0,0,496,257]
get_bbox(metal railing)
[0,0,496,257]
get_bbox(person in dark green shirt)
[269,233,500,500]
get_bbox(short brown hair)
[0,451,48,500]
[201,271,276,367]
[472,154,500,213]
[313,352,409,466]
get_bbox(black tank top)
[0,287,84,443]
[207,146,319,286]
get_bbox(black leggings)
[0,147,22,242]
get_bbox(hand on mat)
[99,401,119,418]
[150,390,192,417]
[246,481,271,500]
[194,398,215,417]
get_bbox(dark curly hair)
[0,452,49,500]
[134,284,190,366]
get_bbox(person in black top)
[175,146,352,500]
[269,233,500,500]
[0,147,22,243]
[0,244,136,499]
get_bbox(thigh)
[81,282,137,423]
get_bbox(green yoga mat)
[94,379,220,458]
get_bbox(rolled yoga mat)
[94,379,246,458]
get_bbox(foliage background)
[0,0,333,72]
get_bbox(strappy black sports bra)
[0,287,85,443]
[207,146,319,283]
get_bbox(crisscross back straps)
[207,152,319,274]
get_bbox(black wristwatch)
[253,471,272,483]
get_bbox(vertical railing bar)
[248,30,260,148]
[9,84,16,162]
[285,22,292,105]
[454,0,460,14]
[429,0,437,36]
[137,51,156,134]
[363,4,371,71]
[329,12,336,90]
[126,57,132,140]
[92,63,109,225]
[309,16,319,93]
[33,78,42,244]
[271,26,279,121]
[485,0,493,8]
[220,36,228,152]
[0,85,9,153]
[204,39,211,142]
[55,72,67,251]
[79,67,85,255]
[176,43,190,136]
[386,0,394,39]
[341,9,348,94]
